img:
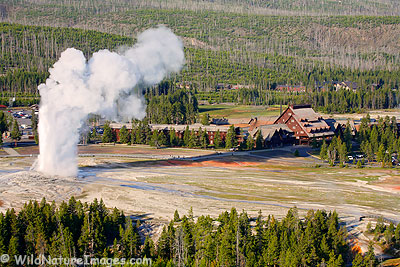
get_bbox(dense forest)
[145,86,199,125]
[0,23,133,96]
[357,115,400,167]
[0,197,389,266]
[317,114,400,168]
[0,22,399,114]
[0,1,399,114]
[2,1,400,69]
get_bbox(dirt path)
[3,147,20,156]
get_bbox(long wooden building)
[110,123,233,145]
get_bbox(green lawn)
[199,104,281,119]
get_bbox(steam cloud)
[36,26,185,177]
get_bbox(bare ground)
[1,146,399,257]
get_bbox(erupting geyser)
[36,26,185,177]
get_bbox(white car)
[348,155,354,161]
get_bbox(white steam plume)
[36,26,185,177]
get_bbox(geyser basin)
[0,170,80,212]
[36,26,185,177]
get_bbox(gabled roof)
[274,105,334,138]
[248,117,274,131]
[249,124,292,141]
[291,107,321,122]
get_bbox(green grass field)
[199,104,281,119]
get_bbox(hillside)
[2,0,400,16]
[0,1,399,112]
[1,1,399,72]
[0,23,133,102]
[0,22,399,113]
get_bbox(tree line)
[145,86,198,125]
[3,0,400,16]
[0,197,146,266]
[0,22,133,96]
[319,114,400,167]
[357,115,400,167]
[102,120,241,150]
[0,22,400,115]
[0,197,384,266]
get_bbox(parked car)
[348,155,354,161]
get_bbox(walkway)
[3,147,20,156]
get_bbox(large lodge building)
[274,105,335,144]
[111,104,338,147]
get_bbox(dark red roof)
[0,105,7,108]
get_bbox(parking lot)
[5,108,35,137]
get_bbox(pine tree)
[214,129,222,148]
[189,129,197,148]
[150,130,159,147]
[328,139,337,165]
[395,223,400,243]
[255,130,264,150]
[0,112,7,134]
[158,226,171,260]
[130,125,137,144]
[337,139,348,165]
[10,119,21,146]
[247,135,254,150]
[352,253,364,267]
[183,126,190,147]
[225,125,237,149]
[356,160,363,168]
[201,113,210,125]
[263,233,279,265]
[366,141,374,162]
[31,110,38,144]
[320,140,328,160]
[239,137,247,150]
[7,236,19,267]
[174,210,181,222]
[142,236,155,259]
[120,218,139,258]
[170,128,178,147]
[363,242,377,266]
[344,122,352,151]
[370,126,379,152]
[159,131,168,146]
[102,122,114,143]
[377,144,385,164]
[0,112,8,145]
[119,125,130,144]
[200,128,208,148]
